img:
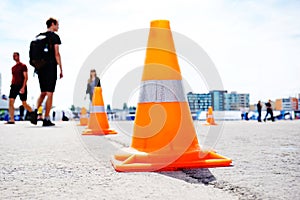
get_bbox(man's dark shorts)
[9,85,27,101]
[38,77,56,92]
[37,63,57,93]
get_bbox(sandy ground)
[0,120,299,199]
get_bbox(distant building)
[291,98,298,111]
[224,92,239,111]
[210,90,227,111]
[187,90,250,112]
[211,90,249,111]
[238,93,250,108]
[283,98,292,110]
[224,92,250,111]
[275,97,298,111]
[275,99,282,110]
[187,92,211,112]
[249,104,256,111]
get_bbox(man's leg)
[270,110,275,121]
[264,111,269,122]
[28,92,47,125]
[22,101,33,112]
[20,88,37,125]
[7,85,18,123]
[19,105,24,120]
[8,98,15,122]
[37,92,47,109]
[45,92,53,118]
[42,92,55,127]
[22,100,38,125]
[40,76,56,126]
[20,87,33,113]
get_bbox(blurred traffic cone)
[37,106,43,121]
[205,106,217,125]
[82,87,117,135]
[77,107,88,126]
[111,20,231,172]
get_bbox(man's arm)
[20,71,28,94]
[54,44,63,79]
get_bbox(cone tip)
[150,20,170,29]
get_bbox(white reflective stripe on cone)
[90,106,105,113]
[139,80,186,103]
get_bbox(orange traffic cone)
[77,107,88,126]
[82,87,117,135]
[205,106,217,125]
[111,20,231,172]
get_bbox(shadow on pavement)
[159,168,216,185]
[25,125,63,128]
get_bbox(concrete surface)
[0,120,299,199]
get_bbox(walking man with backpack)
[6,52,36,124]
[31,17,63,126]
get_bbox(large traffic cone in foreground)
[111,20,231,172]
[205,106,217,125]
[77,107,88,126]
[82,87,117,135]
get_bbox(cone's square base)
[82,129,117,136]
[204,123,217,126]
[111,148,232,172]
[77,122,88,126]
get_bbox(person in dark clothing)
[2,94,8,100]
[52,111,56,121]
[19,105,24,121]
[6,52,36,124]
[245,112,249,121]
[35,17,63,127]
[85,69,101,102]
[62,111,69,121]
[257,100,262,122]
[264,99,275,122]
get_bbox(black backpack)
[29,32,52,70]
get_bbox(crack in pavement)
[181,169,264,200]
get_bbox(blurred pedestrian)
[37,106,43,121]
[85,69,101,102]
[2,94,8,100]
[257,100,262,122]
[5,52,36,124]
[264,99,275,122]
[62,111,69,121]
[35,17,63,127]
[52,111,56,121]
[245,112,249,121]
[19,105,24,121]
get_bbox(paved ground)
[0,120,299,199]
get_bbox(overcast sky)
[1,0,300,109]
